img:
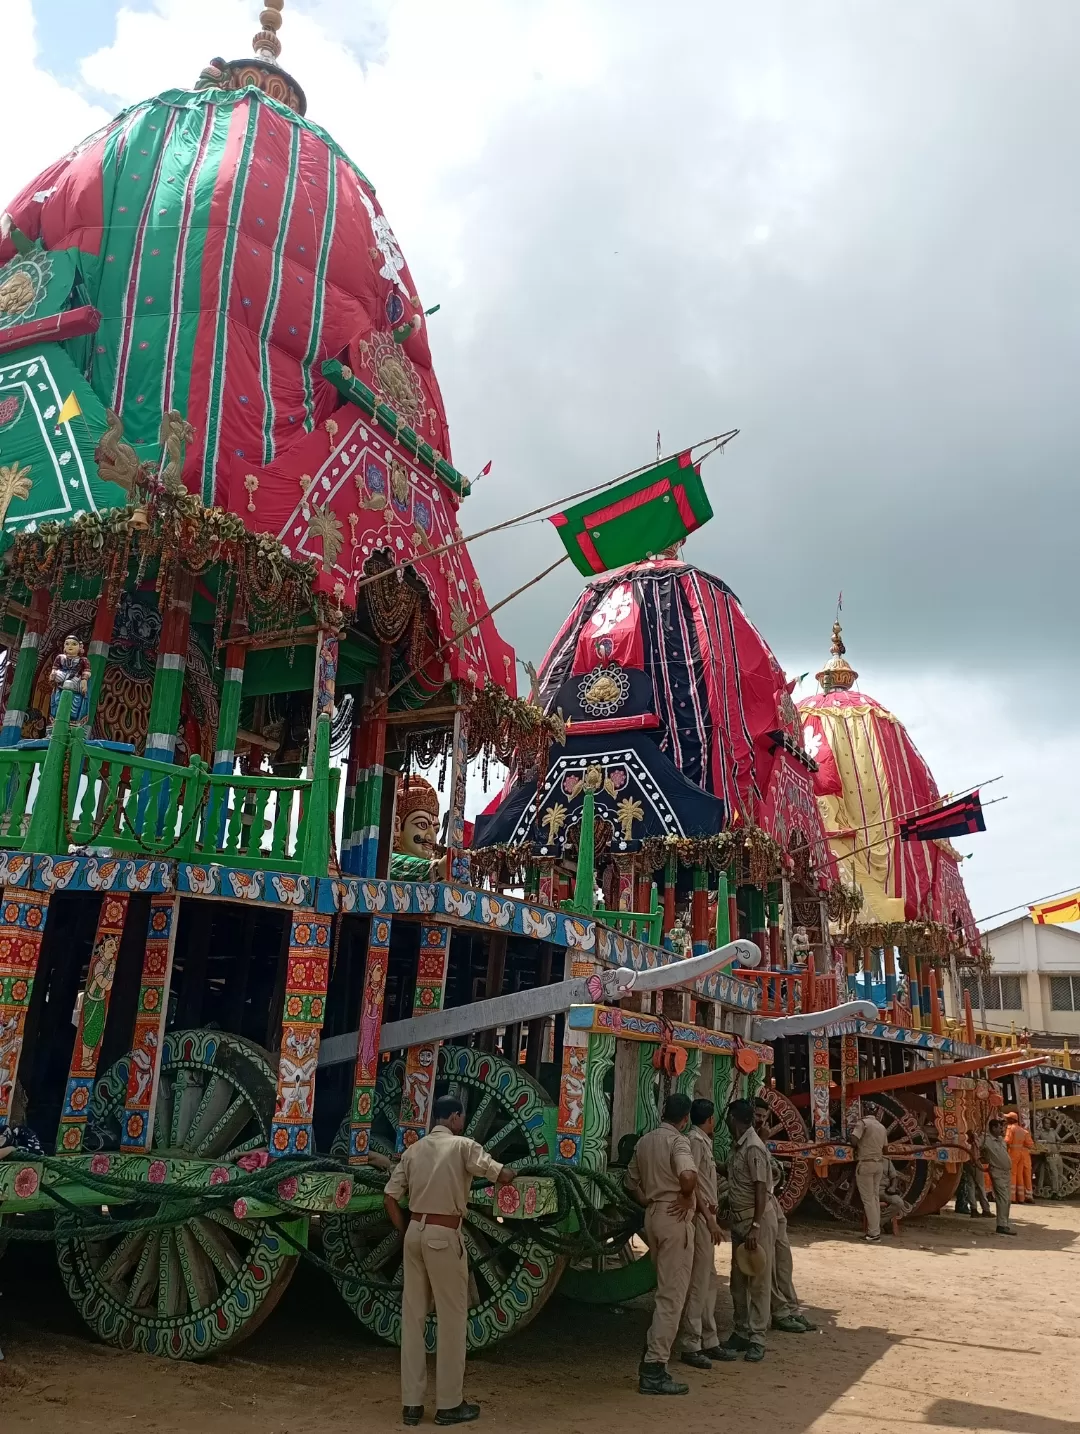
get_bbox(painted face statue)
[394,775,441,859]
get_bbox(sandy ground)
[1,1201,1079,1434]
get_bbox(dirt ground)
[1,1200,1078,1434]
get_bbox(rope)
[0,1156,642,1277]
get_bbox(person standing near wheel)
[981,1117,1017,1236]
[721,1099,777,1362]
[850,1109,889,1242]
[677,1098,731,1368]
[752,1096,816,1334]
[384,1094,517,1427]
[626,1091,699,1395]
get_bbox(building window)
[960,974,1024,1011]
[1049,975,1080,1012]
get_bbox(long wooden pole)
[844,1048,1044,1099]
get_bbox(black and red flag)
[899,791,985,842]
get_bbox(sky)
[5,0,1078,931]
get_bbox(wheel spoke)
[126,1233,160,1309]
[207,1206,258,1242]
[97,1231,147,1288]
[484,1118,521,1155]
[170,1070,200,1149]
[465,1092,495,1140]
[177,1222,220,1310]
[190,1216,243,1279]
[193,1093,250,1158]
[157,1227,184,1317]
[355,1227,402,1275]
[183,1073,232,1153]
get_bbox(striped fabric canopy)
[798,687,980,951]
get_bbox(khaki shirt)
[688,1124,718,1211]
[626,1122,696,1205]
[980,1134,1011,1175]
[383,1123,504,1217]
[851,1115,888,1162]
[726,1125,770,1220]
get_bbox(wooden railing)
[734,967,840,1016]
[596,886,662,946]
[0,691,338,876]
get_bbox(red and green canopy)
[548,451,713,576]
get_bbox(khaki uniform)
[851,1114,888,1237]
[679,1124,720,1353]
[980,1133,1012,1230]
[384,1124,503,1410]
[627,1123,697,1364]
[726,1126,776,1348]
[1038,1127,1064,1198]
[764,1151,799,1319]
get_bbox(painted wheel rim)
[756,1087,812,1215]
[323,1044,564,1351]
[57,1029,297,1360]
[810,1094,935,1225]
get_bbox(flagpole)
[348,428,739,600]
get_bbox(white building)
[964,917,1080,1038]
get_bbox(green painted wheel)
[57,1029,298,1360]
[560,1232,655,1304]
[323,1045,565,1351]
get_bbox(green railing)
[0,745,48,848]
[2,691,337,877]
[596,884,662,947]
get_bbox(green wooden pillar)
[144,569,193,762]
[0,587,49,746]
[715,870,731,946]
[212,635,247,776]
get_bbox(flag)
[801,714,843,797]
[899,791,985,842]
[1030,892,1080,925]
[549,451,713,577]
[475,460,492,482]
[55,392,81,426]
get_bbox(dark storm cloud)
[388,0,1079,688]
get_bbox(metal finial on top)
[816,619,858,693]
[253,0,284,62]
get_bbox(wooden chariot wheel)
[1040,1109,1080,1199]
[755,1087,813,1216]
[322,1044,565,1352]
[57,1029,298,1359]
[810,1093,939,1225]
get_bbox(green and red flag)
[549,451,713,576]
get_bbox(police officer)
[626,1091,699,1394]
[722,1098,776,1361]
[384,1093,516,1426]
[678,1098,731,1367]
[981,1117,1017,1236]
[850,1109,889,1242]
[752,1096,815,1334]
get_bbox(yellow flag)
[1030,892,1080,925]
[55,392,81,426]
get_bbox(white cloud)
[0,1,110,209]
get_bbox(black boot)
[638,1362,690,1395]
[702,1344,739,1362]
[435,1403,480,1425]
[680,1350,712,1370]
[403,1409,424,1427]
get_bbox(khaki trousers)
[401,1219,469,1411]
[730,1201,778,1348]
[644,1203,695,1364]
[679,1215,718,1353]
[856,1159,884,1237]
[989,1167,1011,1229]
[770,1203,798,1319]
